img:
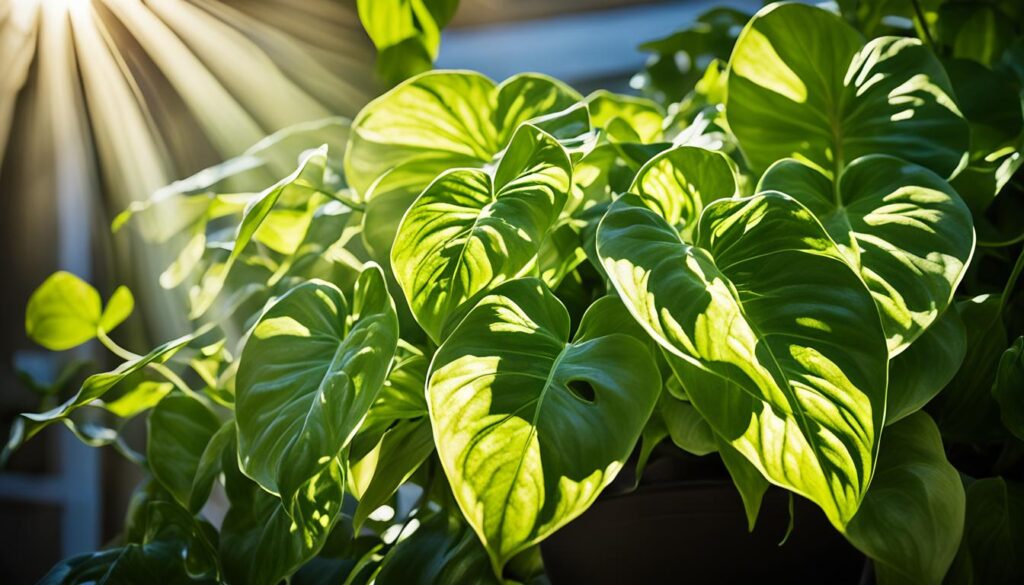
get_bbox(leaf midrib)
[492,340,571,564]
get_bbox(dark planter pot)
[541,453,866,584]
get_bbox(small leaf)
[235,263,399,506]
[349,416,434,532]
[99,286,135,334]
[586,90,665,143]
[629,145,737,236]
[25,272,101,350]
[845,412,965,585]
[428,278,661,570]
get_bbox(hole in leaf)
[567,379,596,403]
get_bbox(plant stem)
[96,329,139,361]
[910,0,936,48]
[97,329,203,401]
[999,247,1024,315]
[980,232,1024,248]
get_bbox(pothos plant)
[6,1,1024,583]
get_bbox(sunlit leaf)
[428,278,660,570]
[727,3,968,178]
[391,124,571,341]
[597,192,888,528]
[759,155,975,354]
[235,263,398,507]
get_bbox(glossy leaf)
[886,307,967,424]
[597,192,888,528]
[629,145,737,236]
[148,393,222,513]
[586,90,664,143]
[358,0,458,85]
[993,337,1024,441]
[349,416,434,532]
[726,3,968,178]
[25,272,133,350]
[759,155,975,354]
[427,278,661,570]
[846,412,964,585]
[235,263,398,505]
[391,124,571,341]
[221,450,345,585]
[347,71,583,261]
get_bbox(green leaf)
[347,71,583,261]
[586,90,665,143]
[427,278,661,571]
[845,412,964,585]
[147,394,225,513]
[39,542,217,585]
[235,263,399,506]
[597,192,888,528]
[947,477,1024,584]
[25,272,133,350]
[357,0,458,85]
[993,337,1024,441]
[951,4,1014,67]
[716,434,768,532]
[99,286,135,334]
[886,307,966,424]
[391,124,571,342]
[659,386,716,457]
[726,3,968,178]
[221,449,346,585]
[190,146,331,319]
[629,145,737,237]
[758,155,975,354]
[945,59,1024,215]
[349,416,434,532]
[375,512,499,585]
[3,329,205,464]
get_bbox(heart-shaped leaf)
[235,263,399,505]
[345,70,585,261]
[845,412,965,585]
[597,192,888,528]
[629,145,738,236]
[726,2,968,178]
[427,278,660,571]
[26,271,134,351]
[758,154,975,354]
[391,124,571,342]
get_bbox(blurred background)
[0,0,754,581]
